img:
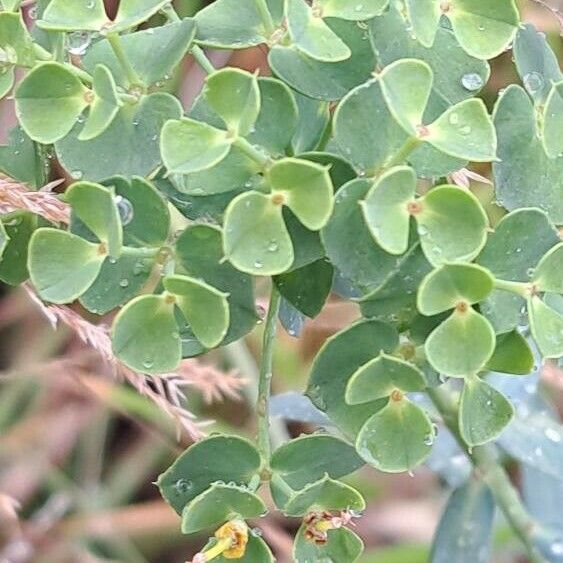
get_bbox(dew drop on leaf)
[461,73,484,92]
[67,31,92,56]
[115,195,134,226]
[523,72,544,95]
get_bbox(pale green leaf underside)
[533,242,563,293]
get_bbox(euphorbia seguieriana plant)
[1,0,563,560]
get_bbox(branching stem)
[256,286,281,468]
[427,386,547,563]
[106,32,143,89]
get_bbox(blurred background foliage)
[0,1,562,562]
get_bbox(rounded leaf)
[161,117,232,175]
[267,157,334,231]
[318,0,388,20]
[533,242,563,294]
[283,475,365,517]
[28,228,104,304]
[111,294,181,374]
[543,81,563,159]
[356,397,434,473]
[223,191,293,275]
[417,263,494,316]
[286,0,351,63]
[157,434,261,514]
[417,185,488,266]
[361,165,416,255]
[486,330,534,375]
[15,63,89,144]
[203,68,260,137]
[294,525,363,563]
[345,354,426,405]
[459,375,514,447]
[163,274,229,349]
[66,181,122,257]
[425,307,496,377]
[528,295,563,359]
[181,483,266,534]
[38,0,108,31]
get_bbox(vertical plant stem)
[382,136,421,170]
[191,45,216,75]
[253,0,276,36]
[427,386,547,563]
[256,286,282,467]
[106,32,143,88]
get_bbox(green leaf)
[346,354,426,405]
[322,179,400,293]
[268,19,376,101]
[204,68,260,137]
[293,525,363,563]
[111,294,181,374]
[306,319,399,437]
[286,0,351,62]
[355,396,434,472]
[333,78,407,174]
[291,92,330,153]
[370,6,490,121]
[543,81,563,159]
[248,77,298,156]
[78,64,122,141]
[430,480,495,563]
[359,243,433,327]
[447,0,520,60]
[161,117,232,175]
[38,0,108,31]
[0,12,36,66]
[417,185,488,267]
[318,0,388,20]
[0,67,14,100]
[181,483,266,534]
[513,24,562,106]
[486,330,534,375]
[425,307,496,377]
[15,62,90,144]
[283,475,365,517]
[270,434,363,509]
[274,259,333,318]
[404,0,441,49]
[417,264,494,316]
[195,0,272,48]
[83,20,196,88]
[533,243,563,293]
[493,85,563,223]
[80,251,155,315]
[361,166,416,255]
[102,176,170,247]
[214,533,274,563]
[379,59,432,136]
[66,181,122,258]
[57,92,182,182]
[163,274,229,349]
[157,434,261,514]
[110,0,171,33]
[267,157,334,230]
[223,191,293,276]
[459,375,514,446]
[28,228,105,304]
[175,225,258,348]
[528,296,563,359]
[426,99,497,162]
[0,213,36,285]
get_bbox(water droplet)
[551,540,563,556]
[119,279,129,288]
[173,478,193,494]
[67,31,92,56]
[28,5,37,19]
[523,72,544,95]
[71,170,83,180]
[545,427,562,443]
[461,72,484,92]
[423,433,434,446]
[459,125,472,136]
[449,112,459,125]
[526,267,535,278]
[355,3,364,11]
[253,260,263,269]
[114,195,134,225]
[251,527,263,537]
[143,359,154,369]
[267,240,279,253]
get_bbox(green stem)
[382,136,421,171]
[253,0,276,37]
[191,45,216,75]
[427,386,547,563]
[234,137,271,168]
[256,286,281,468]
[494,278,530,298]
[106,32,143,89]
[160,3,181,22]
